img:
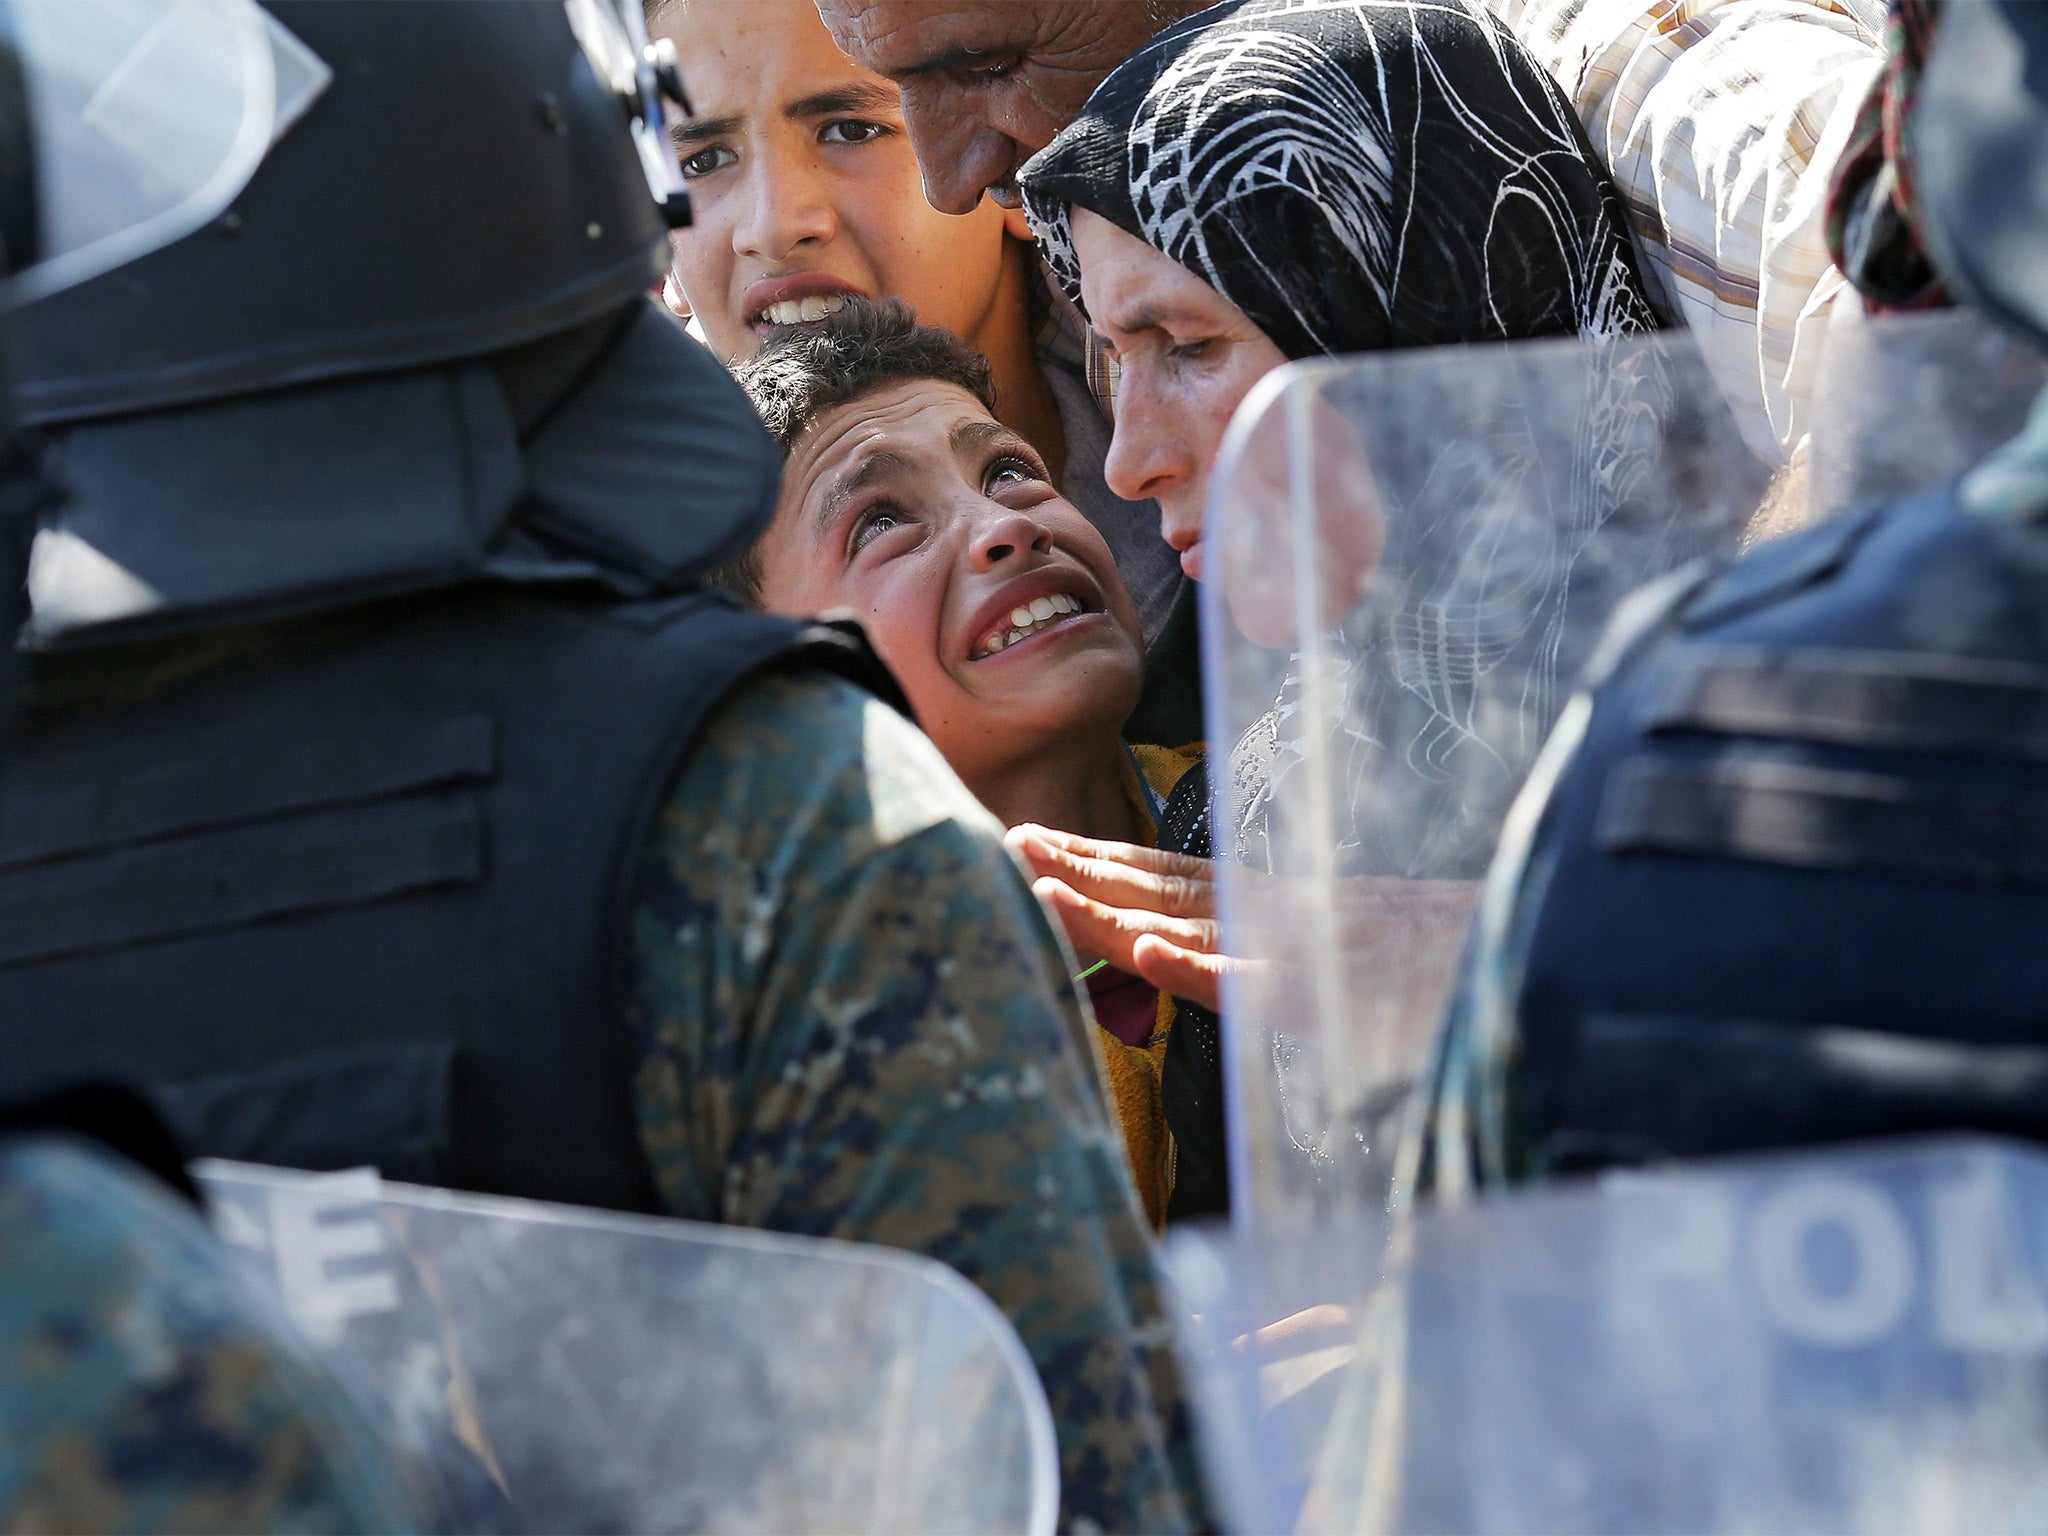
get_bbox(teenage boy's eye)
[986,459,1038,492]
[677,143,737,180]
[851,509,908,553]
[820,120,890,146]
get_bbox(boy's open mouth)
[752,292,850,327]
[741,272,862,333]
[972,591,1094,659]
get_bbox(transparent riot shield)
[1806,306,2047,522]
[195,1161,1057,1535]
[1201,331,1772,1230]
[1170,1137,2048,1535]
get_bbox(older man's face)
[816,1,1192,215]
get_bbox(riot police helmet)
[9,1,778,648]
[11,0,690,427]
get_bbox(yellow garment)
[1123,742,1204,848]
[1093,742,1202,1230]
[1097,1022,1173,1229]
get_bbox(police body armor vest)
[1434,485,2048,1182]
[0,585,892,1213]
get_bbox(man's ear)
[1001,202,1034,243]
[662,267,693,320]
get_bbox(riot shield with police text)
[196,1161,1056,1535]
[1200,330,1771,1230]
[1170,1137,2048,1535]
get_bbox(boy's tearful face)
[757,379,1146,780]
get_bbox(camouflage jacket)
[0,1136,418,1534]
[629,671,1208,1535]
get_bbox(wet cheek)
[852,597,946,682]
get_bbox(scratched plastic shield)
[1199,331,1771,1231]
[1169,1137,2048,1534]
[195,1161,1057,1535]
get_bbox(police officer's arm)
[624,670,1205,1536]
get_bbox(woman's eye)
[1167,337,1215,365]
[677,144,737,180]
[851,509,907,553]
[820,119,891,146]
[986,459,1037,493]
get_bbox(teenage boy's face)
[656,0,1024,365]
[758,379,1146,780]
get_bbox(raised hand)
[1004,823,1230,1012]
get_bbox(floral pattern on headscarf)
[1019,0,1658,362]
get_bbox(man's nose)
[733,140,836,262]
[900,86,1018,216]
[971,507,1055,569]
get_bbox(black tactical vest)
[1428,484,2048,1183]
[0,583,893,1213]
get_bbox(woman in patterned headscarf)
[1019,0,1659,571]
[1011,0,1666,1218]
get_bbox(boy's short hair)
[712,299,999,603]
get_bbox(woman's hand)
[1005,823,1230,1012]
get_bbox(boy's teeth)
[761,294,849,326]
[979,594,1085,657]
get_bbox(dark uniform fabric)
[1154,761,1230,1221]
[0,584,889,1213]
[1430,485,2048,1183]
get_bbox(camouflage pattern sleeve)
[628,671,1210,1536]
[0,1137,420,1535]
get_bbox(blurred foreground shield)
[1198,311,2048,1230]
[1199,329,1770,1229]
[1171,1137,2048,1534]
[196,1161,1056,1535]
[1185,302,2048,1536]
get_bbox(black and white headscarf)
[1019,0,1657,360]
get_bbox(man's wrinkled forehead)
[816,0,1047,74]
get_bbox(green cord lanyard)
[1074,957,1109,984]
